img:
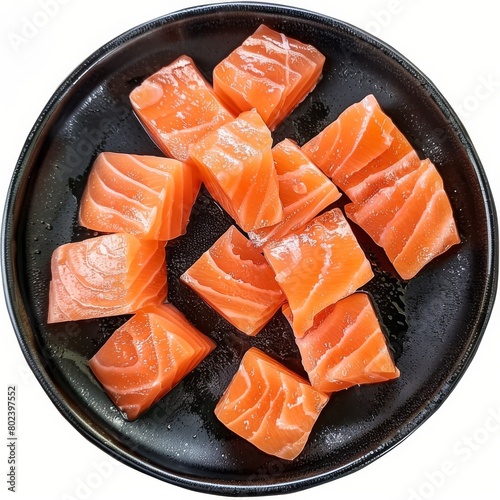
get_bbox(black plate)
[2,2,498,496]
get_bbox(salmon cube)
[345,159,460,280]
[180,226,285,336]
[130,55,234,163]
[302,94,395,186]
[47,233,167,323]
[263,208,373,337]
[282,294,400,393]
[79,152,201,241]
[190,109,283,232]
[215,347,329,460]
[90,304,215,420]
[213,25,325,131]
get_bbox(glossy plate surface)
[2,2,497,496]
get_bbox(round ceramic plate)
[2,2,498,496]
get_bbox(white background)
[1,0,499,499]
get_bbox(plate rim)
[2,2,498,496]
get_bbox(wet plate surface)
[2,2,497,496]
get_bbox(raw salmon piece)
[282,294,400,393]
[129,55,234,162]
[190,109,283,232]
[248,139,341,249]
[89,304,215,420]
[79,152,201,240]
[345,159,460,279]
[341,127,420,202]
[214,347,329,460]
[180,226,285,336]
[213,24,325,131]
[263,208,373,338]
[47,233,167,323]
[301,95,395,185]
